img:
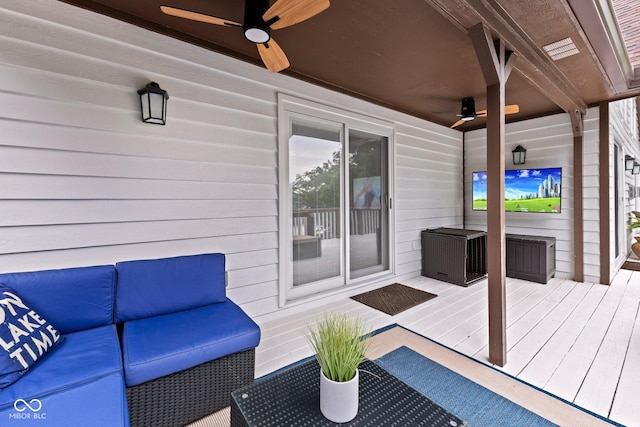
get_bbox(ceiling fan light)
[460,97,476,120]
[245,27,270,43]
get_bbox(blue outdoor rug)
[375,346,557,427]
[259,324,620,426]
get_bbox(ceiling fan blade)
[257,39,290,72]
[451,119,465,129]
[160,6,241,27]
[505,104,520,115]
[264,0,330,30]
[474,104,519,118]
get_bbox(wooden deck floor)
[253,269,640,427]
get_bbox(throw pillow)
[0,283,64,388]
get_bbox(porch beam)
[571,110,584,282]
[469,23,516,367]
[599,102,611,284]
[428,0,587,115]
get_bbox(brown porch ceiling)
[57,0,640,130]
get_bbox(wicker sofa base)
[126,349,256,427]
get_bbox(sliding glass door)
[348,129,389,279]
[279,95,394,302]
[289,117,343,287]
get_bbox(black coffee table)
[231,359,467,426]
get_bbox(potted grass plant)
[307,312,370,423]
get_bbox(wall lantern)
[634,162,640,175]
[512,145,527,165]
[137,82,169,125]
[626,155,636,171]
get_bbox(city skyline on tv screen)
[472,167,562,213]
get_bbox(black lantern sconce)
[512,145,527,165]
[634,162,640,175]
[626,155,635,171]
[138,82,169,125]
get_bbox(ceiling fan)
[160,0,330,73]
[450,97,520,128]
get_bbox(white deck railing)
[293,209,380,239]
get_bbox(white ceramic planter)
[319,369,359,423]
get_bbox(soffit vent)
[543,37,580,60]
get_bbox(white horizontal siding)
[0,1,285,319]
[464,112,586,280]
[394,122,463,277]
[0,0,463,319]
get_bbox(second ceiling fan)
[450,97,519,128]
[160,0,330,73]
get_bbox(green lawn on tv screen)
[473,198,560,213]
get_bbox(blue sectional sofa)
[116,254,261,426]
[0,265,129,426]
[0,253,260,426]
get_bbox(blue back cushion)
[115,253,226,323]
[0,266,116,334]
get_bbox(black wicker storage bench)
[115,253,261,427]
[421,228,487,286]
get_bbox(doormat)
[350,283,437,316]
[622,261,640,271]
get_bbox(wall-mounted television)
[472,167,562,213]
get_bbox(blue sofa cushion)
[0,324,129,426]
[0,265,116,334]
[121,298,260,387]
[115,253,227,323]
[0,284,64,389]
